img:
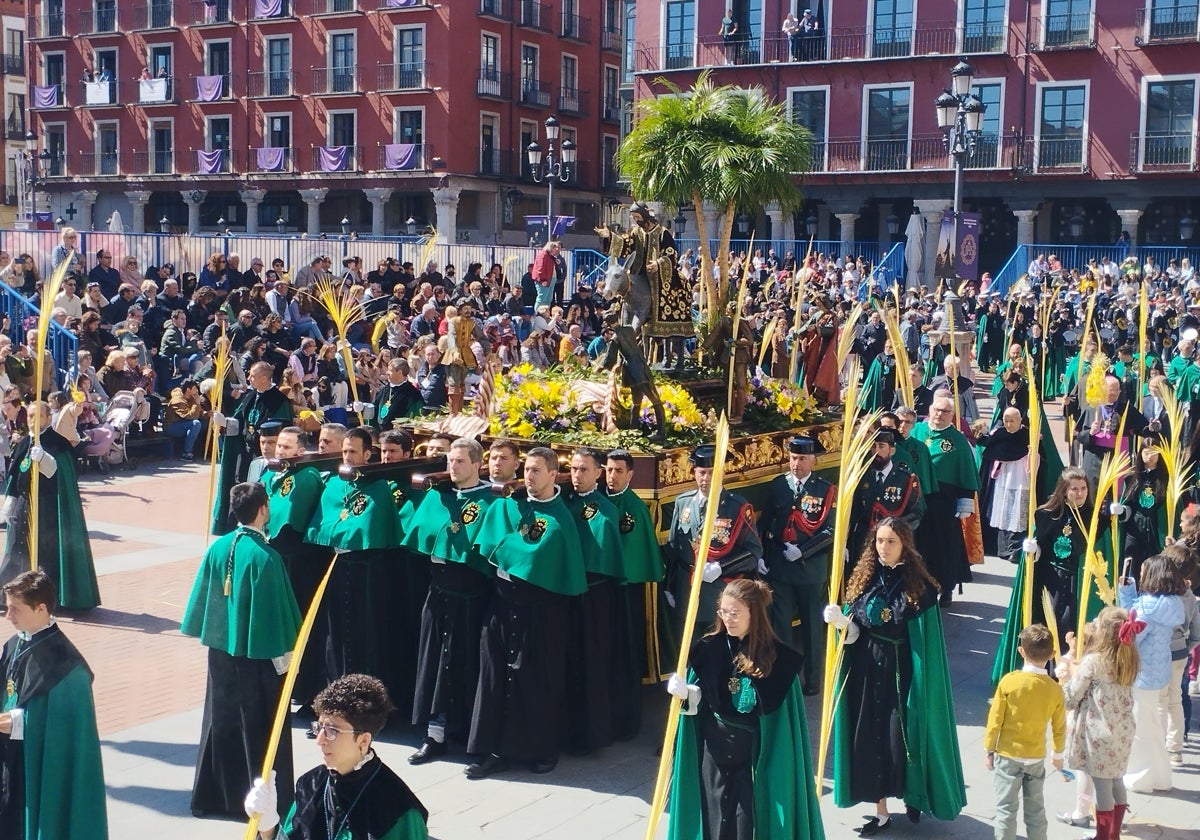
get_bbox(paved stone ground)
[39,390,1200,838]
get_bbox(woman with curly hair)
[244,673,429,839]
[824,518,965,835]
[665,578,823,840]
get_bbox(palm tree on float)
[615,71,813,326]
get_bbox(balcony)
[377,62,430,92]
[193,148,238,175]
[2,54,24,76]
[27,13,67,39]
[311,66,362,95]
[5,114,25,140]
[192,73,233,101]
[1033,12,1094,50]
[961,20,1008,53]
[308,0,364,16]
[130,150,178,175]
[477,69,510,98]
[1130,131,1198,173]
[810,133,1022,174]
[248,70,299,97]
[478,0,509,20]
[1135,5,1200,44]
[81,80,119,107]
[134,76,175,104]
[131,1,176,30]
[557,87,587,115]
[601,96,621,122]
[251,146,296,173]
[32,84,66,109]
[41,154,67,178]
[560,12,590,42]
[251,0,296,20]
[600,26,621,52]
[78,7,121,36]
[189,0,234,25]
[1029,136,1086,173]
[519,77,552,107]
[377,142,427,171]
[518,1,549,30]
[311,145,361,173]
[78,151,122,177]
[376,0,434,10]
[477,147,509,177]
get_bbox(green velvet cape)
[400,482,495,576]
[264,465,324,540]
[474,491,587,596]
[305,475,402,550]
[607,487,665,584]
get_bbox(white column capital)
[180,189,207,206]
[833,212,860,224]
[299,188,329,206]
[239,188,267,205]
[914,199,949,219]
[125,190,152,205]
[72,190,99,205]
[431,186,461,244]
[364,187,394,205]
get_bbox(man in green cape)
[182,482,302,820]
[0,570,107,840]
[401,437,495,766]
[465,447,586,779]
[606,449,672,688]
[890,407,939,497]
[858,342,898,412]
[0,401,100,610]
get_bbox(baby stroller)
[82,389,150,472]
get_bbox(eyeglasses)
[307,721,363,741]
[716,609,744,620]
[930,407,952,414]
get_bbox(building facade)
[1,2,25,227]
[26,0,627,242]
[632,0,1200,273]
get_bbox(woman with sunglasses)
[664,578,822,840]
[824,517,965,836]
[245,673,429,839]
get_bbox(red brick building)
[26,0,627,241]
[632,0,1200,272]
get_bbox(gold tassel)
[223,573,232,597]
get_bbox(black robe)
[281,753,427,839]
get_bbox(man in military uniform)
[245,420,282,484]
[563,448,627,753]
[663,444,763,632]
[849,428,926,568]
[605,449,669,690]
[211,360,294,534]
[884,408,939,497]
[401,438,495,766]
[759,436,835,695]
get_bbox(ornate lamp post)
[935,58,985,270]
[526,115,576,247]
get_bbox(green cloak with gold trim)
[474,491,587,596]
[564,490,624,578]
[607,487,664,584]
[400,482,495,576]
[306,474,402,550]
[264,465,324,541]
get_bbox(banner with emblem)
[956,212,981,283]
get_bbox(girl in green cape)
[665,578,823,840]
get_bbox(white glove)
[211,410,226,429]
[757,557,769,575]
[28,445,45,463]
[783,542,803,562]
[955,497,974,518]
[0,496,14,523]
[1021,538,1040,556]
[666,672,689,699]
[701,561,722,583]
[360,404,375,420]
[664,590,676,608]
[244,771,280,832]
[351,401,367,412]
[1109,502,1127,517]
[823,604,850,629]
[271,651,293,676]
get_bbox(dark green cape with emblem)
[264,465,324,540]
[474,491,587,596]
[607,487,664,584]
[212,387,294,534]
[892,435,940,496]
[306,474,402,550]
[910,423,980,490]
[564,490,625,578]
[180,527,302,659]
[0,624,108,840]
[400,482,495,576]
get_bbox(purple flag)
[196,149,224,175]
[319,145,349,172]
[33,85,59,108]
[383,143,416,170]
[256,146,286,171]
[195,75,224,102]
[385,0,419,5]
[255,0,282,17]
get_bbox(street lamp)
[406,216,418,236]
[886,213,900,237]
[340,216,351,237]
[1180,213,1196,241]
[1069,211,1085,240]
[934,58,985,279]
[736,213,751,236]
[673,210,687,235]
[24,129,39,222]
[526,114,575,246]
[159,216,170,234]
[276,217,286,234]
[216,215,226,230]
[804,213,818,237]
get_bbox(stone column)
[1116,209,1143,246]
[877,202,894,252]
[914,199,949,288]
[72,190,98,232]
[765,201,786,250]
[124,191,151,233]
[239,188,266,234]
[833,213,859,254]
[431,185,461,244]
[1012,209,1038,246]
[299,188,328,236]
[181,189,207,235]
[701,201,721,244]
[364,188,394,237]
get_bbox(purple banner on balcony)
[195,75,224,101]
[196,149,224,175]
[383,143,416,170]
[33,85,59,108]
[319,145,349,172]
[255,0,282,17]
[256,146,286,171]
[384,0,420,5]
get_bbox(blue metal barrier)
[0,283,78,389]
[989,243,1200,297]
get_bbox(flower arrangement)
[743,375,821,430]
[487,363,602,441]
[620,379,710,445]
